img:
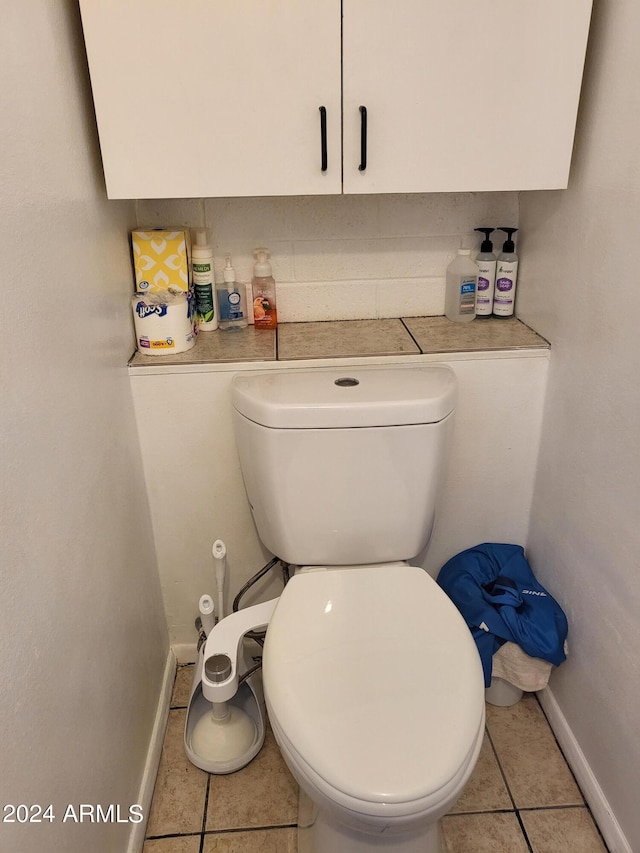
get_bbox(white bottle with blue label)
[216,255,248,330]
[494,228,519,318]
[445,248,477,323]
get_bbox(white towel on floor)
[492,640,568,692]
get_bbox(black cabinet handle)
[359,105,367,172]
[319,106,327,172]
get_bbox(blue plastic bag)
[437,543,568,687]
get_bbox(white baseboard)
[127,648,176,853]
[538,687,631,853]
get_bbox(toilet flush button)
[335,377,359,387]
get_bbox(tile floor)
[143,665,609,853]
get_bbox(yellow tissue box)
[132,229,191,293]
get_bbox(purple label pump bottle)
[494,228,519,318]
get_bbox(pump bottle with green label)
[192,229,217,330]
[494,228,519,318]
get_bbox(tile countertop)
[128,316,549,369]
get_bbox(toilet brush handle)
[212,539,227,621]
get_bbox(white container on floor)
[485,676,524,707]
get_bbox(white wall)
[136,193,518,322]
[0,3,168,851]
[517,0,640,847]
[130,352,548,652]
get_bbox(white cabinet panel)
[81,0,591,198]
[80,0,342,198]
[343,0,593,193]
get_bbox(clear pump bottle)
[216,255,248,330]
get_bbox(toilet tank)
[231,364,456,566]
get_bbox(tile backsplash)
[135,193,518,323]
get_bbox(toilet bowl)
[230,364,485,852]
[263,564,485,853]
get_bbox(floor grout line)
[484,722,518,812]
[514,808,535,853]
[518,803,591,813]
[145,832,202,840]
[199,773,211,853]
[203,823,298,836]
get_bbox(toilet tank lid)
[231,364,457,429]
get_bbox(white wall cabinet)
[80,0,592,199]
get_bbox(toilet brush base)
[184,644,266,774]
[191,703,257,765]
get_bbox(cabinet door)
[343,0,592,194]
[79,0,341,198]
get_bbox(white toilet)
[231,364,485,853]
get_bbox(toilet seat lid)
[263,564,485,807]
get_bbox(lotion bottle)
[494,228,519,317]
[192,230,217,330]
[216,255,248,330]
[474,228,497,318]
[445,248,478,323]
[251,248,278,329]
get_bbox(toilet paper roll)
[132,290,196,356]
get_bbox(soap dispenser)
[474,228,497,318]
[494,228,519,318]
[251,248,278,329]
[216,255,248,330]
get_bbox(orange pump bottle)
[251,247,278,329]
